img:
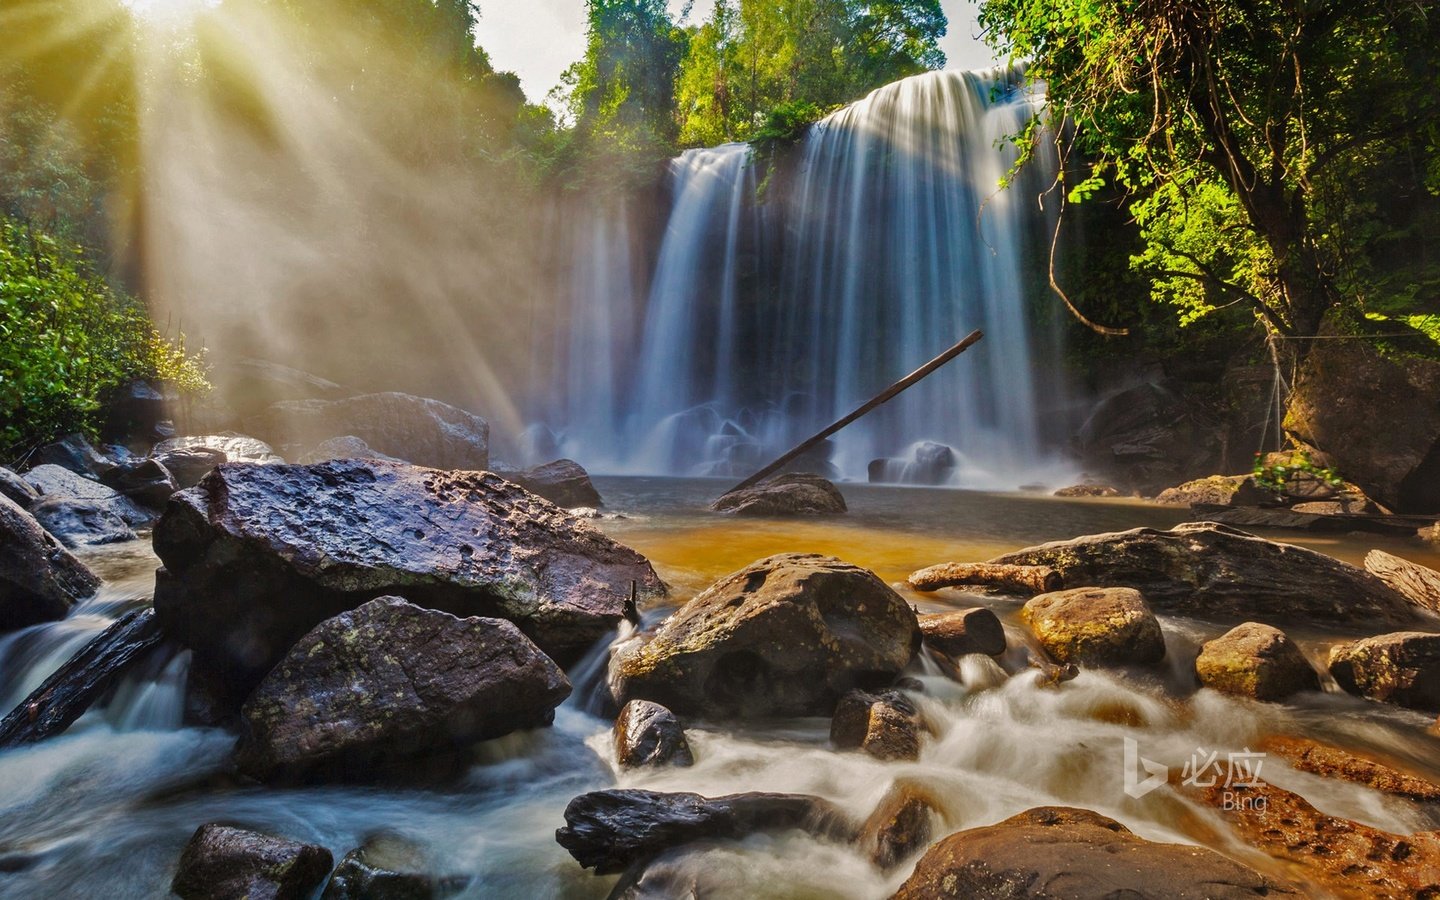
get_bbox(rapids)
[1,479,1437,898]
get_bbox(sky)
[472,0,1000,106]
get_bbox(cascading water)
[544,67,1065,486]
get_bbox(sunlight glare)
[122,0,218,28]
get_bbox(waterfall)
[544,67,1063,487]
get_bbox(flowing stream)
[2,481,1438,898]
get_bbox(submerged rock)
[1021,587,1166,668]
[252,392,489,470]
[29,496,137,548]
[891,806,1297,899]
[918,608,1007,657]
[1194,622,1319,701]
[501,459,603,509]
[1328,632,1440,712]
[860,783,941,870]
[555,789,853,875]
[22,464,151,527]
[1259,735,1440,803]
[0,494,99,631]
[153,459,663,704]
[611,554,918,719]
[711,472,846,516]
[830,689,926,761]
[992,522,1421,627]
[171,824,333,900]
[236,597,571,782]
[0,467,38,509]
[613,700,694,769]
[867,442,959,486]
[321,832,461,900]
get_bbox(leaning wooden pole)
[724,329,985,496]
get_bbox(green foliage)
[0,217,208,454]
[1252,450,1343,495]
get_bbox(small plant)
[1252,450,1345,494]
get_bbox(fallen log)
[908,562,1062,595]
[0,607,164,749]
[1365,550,1440,616]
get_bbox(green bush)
[0,216,208,456]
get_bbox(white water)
[542,68,1067,487]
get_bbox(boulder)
[554,789,853,875]
[711,473,845,516]
[1075,382,1214,495]
[154,434,282,466]
[321,832,459,900]
[613,700,694,769]
[236,597,571,782]
[28,497,136,548]
[1154,475,1267,508]
[100,457,178,508]
[210,357,348,419]
[22,464,151,526]
[101,379,170,443]
[991,522,1421,627]
[1021,588,1166,667]
[1285,335,1440,512]
[152,446,231,490]
[1194,623,1319,701]
[30,433,117,478]
[153,459,663,704]
[918,608,1006,657]
[1365,550,1440,616]
[501,459,603,509]
[1328,632,1440,711]
[252,392,489,470]
[1259,736,1440,803]
[0,493,100,630]
[830,689,925,761]
[298,435,402,465]
[171,824,333,900]
[890,806,1297,899]
[867,442,958,486]
[610,554,918,719]
[0,467,38,509]
[1053,484,1122,498]
[860,783,941,870]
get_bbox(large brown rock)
[1328,632,1440,712]
[252,392,489,471]
[499,459,603,509]
[992,522,1421,627]
[1194,622,1319,701]
[1285,337,1440,513]
[711,473,846,516]
[860,783,941,870]
[918,608,1006,657]
[1075,382,1214,495]
[236,597,571,782]
[830,689,926,761]
[613,700,693,769]
[610,554,919,719]
[154,459,663,704]
[1154,475,1267,508]
[0,494,99,631]
[1021,587,1166,667]
[171,824,333,900]
[1259,735,1440,803]
[891,806,1295,899]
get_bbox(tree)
[979,0,1440,342]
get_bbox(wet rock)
[1190,764,1440,898]
[890,806,1297,899]
[0,467,38,509]
[0,494,100,630]
[154,433,283,466]
[1259,736,1440,803]
[1285,335,1440,513]
[867,442,958,486]
[1021,587,1165,667]
[1365,549,1440,616]
[555,789,854,875]
[153,459,662,704]
[22,464,151,526]
[298,435,403,465]
[830,689,925,761]
[152,446,230,490]
[210,356,348,419]
[0,608,163,749]
[711,472,846,516]
[992,522,1421,627]
[500,459,603,509]
[1154,474,1268,508]
[1076,382,1212,495]
[252,392,489,470]
[1329,632,1440,712]
[860,783,941,870]
[236,597,571,783]
[171,823,333,900]
[613,700,693,769]
[100,457,178,508]
[101,380,169,443]
[1053,484,1122,498]
[30,433,117,479]
[321,832,458,900]
[1194,622,1319,701]
[611,554,918,719]
[28,496,137,548]
[918,608,1006,657]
